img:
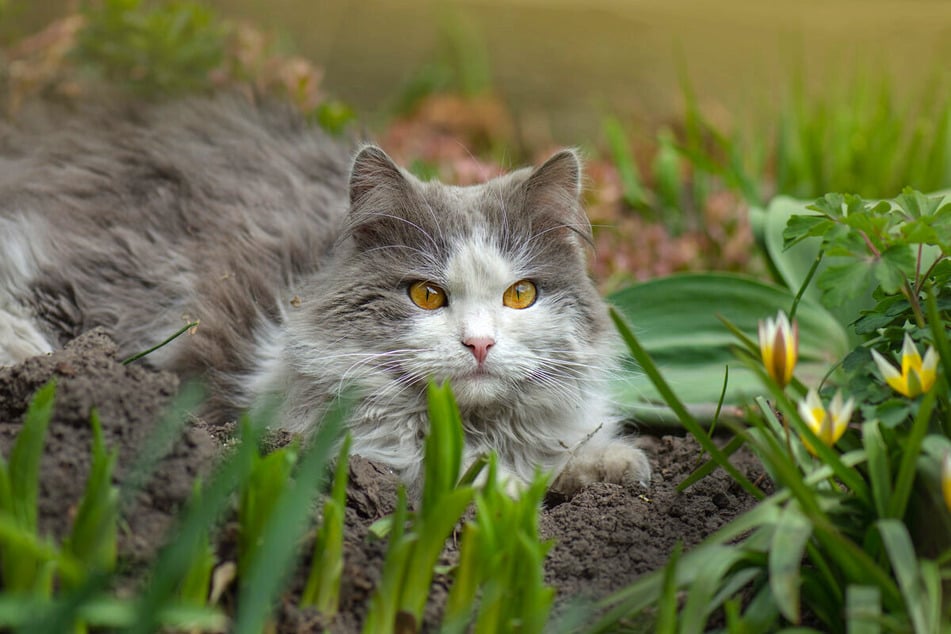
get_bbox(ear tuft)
[349,145,406,205]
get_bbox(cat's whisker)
[353,211,440,250]
[363,244,441,269]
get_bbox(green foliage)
[363,381,554,633]
[363,382,477,633]
[237,436,299,576]
[608,273,848,423]
[0,381,56,596]
[392,9,492,114]
[75,0,226,96]
[599,182,951,630]
[442,457,554,634]
[602,116,650,211]
[62,410,119,588]
[301,434,352,615]
[776,75,951,200]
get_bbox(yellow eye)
[502,279,537,309]
[408,280,447,310]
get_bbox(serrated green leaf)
[783,214,833,250]
[818,260,873,306]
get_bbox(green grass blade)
[2,380,56,594]
[679,545,747,634]
[442,523,483,633]
[424,381,464,515]
[768,503,813,624]
[121,321,199,365]
[63,409,119,583]
[677,435,746,493]
[610,308,764,500]
[400,487,474,623]
[127,415,260,634]
[8,380,56,533]
[886,388,936,519]
[877,519,935,634]
[654,542,680,634]
[603,115,649,209]
[845,585,881,634]
[301,433,352,613]
[862,420,892,519]
[363,488,411,634]
[233,397,348,634]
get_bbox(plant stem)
[789,248,824,321]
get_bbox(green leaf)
[817,260,873,306]
[783,213,833,250]
[8,381,56,532]
[63,410,119,584]
[845,585,881,634]
[608,273,848,410]
[874,245,916,294]
[234,398,347,634]
[768,504,812,624]
[877,519,936,634]
[862,420,892,518]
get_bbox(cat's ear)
[522,149,591,244]
[524,149,583,200]
[349,145,409,205]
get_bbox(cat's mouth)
[455,366,497,381]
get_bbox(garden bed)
[0,329,767,631]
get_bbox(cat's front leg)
[550,429,651,498]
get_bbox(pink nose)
[463,336,495,364]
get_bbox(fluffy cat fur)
[0,97,650,495]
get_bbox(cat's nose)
[462,336,495,365]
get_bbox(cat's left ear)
[522,149,591,244]
[525,149,583,200]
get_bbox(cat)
[0,96,650,496]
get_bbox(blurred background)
[2,0,949,287]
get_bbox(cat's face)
[300,147,613,416]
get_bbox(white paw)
[551,441,651,497]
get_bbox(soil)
[0,330,768,632]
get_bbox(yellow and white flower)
[871,334,938,398]
[758,311,798,388]
[797,388,854,455]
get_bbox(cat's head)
[298,146,614,418]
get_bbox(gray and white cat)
[0,97,649,495]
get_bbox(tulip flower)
[797,388,854,455]
[871,334,938,398]
[758,311,798,388]
[943,452,951,514]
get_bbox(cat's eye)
[502,280,537,309]
[408,280,447,310]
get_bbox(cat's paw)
[551,441,651,498]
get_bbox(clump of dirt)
[0,328,218,563]
[0,331,766,631]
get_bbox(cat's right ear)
[349,145,408,206]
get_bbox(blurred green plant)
[597,189,950,631]
[301,434,351,615]
[391,8,491,115]
[74,0,226,96]
[363,381,554,634]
